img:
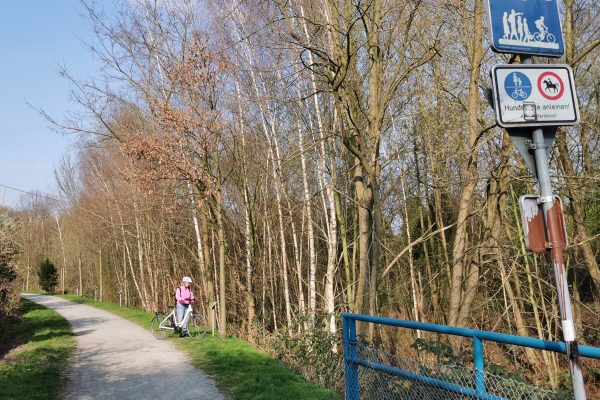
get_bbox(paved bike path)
[21,294,225,400]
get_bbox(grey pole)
[530,127,586,399]
[522,55,586,400]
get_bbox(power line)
[0,183,110,223]
[0,183,63,203]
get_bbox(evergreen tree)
[37,258,58,293]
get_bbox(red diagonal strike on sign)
[538,71,564,101]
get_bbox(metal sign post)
[487,0,586,397]
[505,127,556,174]
[528,124,586,400]
[210,301,217,336]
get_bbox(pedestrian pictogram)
[487,0,564,57]
[491,64,579,127]
[538,71,564,100]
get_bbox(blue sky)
[0,1,110,208]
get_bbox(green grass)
[0,299,76,400]
[177,335,337,399]
[58,295,337,399]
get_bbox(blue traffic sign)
[487,0,564,57]
[504,72,532,101]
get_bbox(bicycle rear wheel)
[151,312,174,340]
[186,312,208,338]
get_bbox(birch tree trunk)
[214,191,227,338]
[448,0,484,328]
[400,167,420,337]
[99,248,103,302]
[230,10,293,326]
[199,208,216,317]
[235,80,256,334]
[296,105,314,323]
[188,182,210,304]
[133,201,152,310]
[119,208,146,309]
[297,1,338,332]
[55,215,67,294]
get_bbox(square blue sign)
[487,0,564,57]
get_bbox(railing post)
[473,336,486,396]
[343,315,359,400]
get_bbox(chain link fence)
[342,314,600,400]
[353,342,567,400]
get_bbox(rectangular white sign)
[491,64,579,128]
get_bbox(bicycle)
[533,30,556,44]
[511,88,525,99]
[151,301,208,340]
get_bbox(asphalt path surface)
[22,294,225,400]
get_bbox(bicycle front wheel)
[186,312,208,338]
[151,312,174,340]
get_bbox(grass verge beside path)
[0,299,75,400]
[58,294,338,400]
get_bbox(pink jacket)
[176,286,195,305]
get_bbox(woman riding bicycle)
[175,276,196,337]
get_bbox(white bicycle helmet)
[182,276,192,283]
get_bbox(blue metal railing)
[343,313,600,399]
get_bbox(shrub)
[0,213,20,329]
[270,314,343,392]
[37,258,58,293]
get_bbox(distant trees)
[37,259,58,293]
